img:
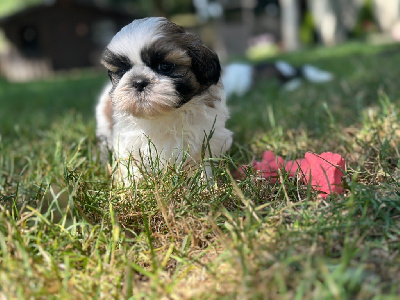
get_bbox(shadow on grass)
[0,70,107,137]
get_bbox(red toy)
[238,151,346,198]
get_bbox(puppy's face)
[101,17,221,118]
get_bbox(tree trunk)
[373,0,400,32]
[308,0,363,46]
[280,0,300,51]
[308,0,340,46]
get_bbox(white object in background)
[275,60,297,77]
[302,64,334,83]
[282,78,303,91]
[222,63,254,98]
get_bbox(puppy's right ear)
[101,48,131,73]
[100,48,115,69]
[187,37,221,87]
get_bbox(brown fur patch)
[164,50,191,67]
[198,82,224,108]
[104,94,113,131]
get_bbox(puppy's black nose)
[133,79,149,92]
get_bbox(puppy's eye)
[115,68,127,76]
[157,62,175,75]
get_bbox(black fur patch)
[141,40,198,106]
[101,48,132,71]
[140,23,221,107]
[101,48,132,87]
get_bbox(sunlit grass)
[1,42,400,298]
[0,0,42,17]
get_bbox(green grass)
[1,41,400,298]
[0,0,41,17]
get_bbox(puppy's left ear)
[187,38,221,86]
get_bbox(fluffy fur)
[96,17,232,181]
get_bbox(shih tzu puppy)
[96,17,232,181]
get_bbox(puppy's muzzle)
[132,78,150,92]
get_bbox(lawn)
[1,41,400,299]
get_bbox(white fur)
[127,87,227,177]
[97,82,232,181]
[96,18,232,182]
[107,18,164,66]
[95,83,113,145]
